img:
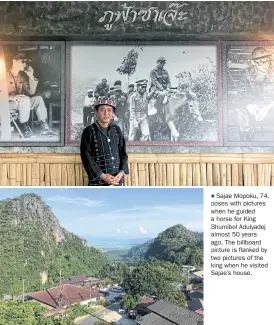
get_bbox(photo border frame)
[222,40,274,147]
[66,40,223,147]
[0,40,65,147]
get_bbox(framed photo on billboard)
[66,41,222,146]
[223,41,274,146]
[0,41,65,146]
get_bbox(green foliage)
[116,48,139,81]
[48,229,108,284]
[123,261,183,300]
[0,301,90,325]
[0,300,49,325]
[176,60,217,119]
[127,239,154,261]
[0,194,108,297]
[127,225,203,269]
[100,263,130,284]
[167,291,187,307]
[121,294,136,310]
[65,303,89,319]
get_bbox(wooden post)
[0,46,11,141]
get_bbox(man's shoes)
[41,129,58,136]
[40,120,58,137]
[23,123,33,138]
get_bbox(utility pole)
[22,279,25,303]
[59,267,62,286]
[59,260,63,286]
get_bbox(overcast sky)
[70,44,216,92]
[0,188,203,240]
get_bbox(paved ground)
[107,303,137,325]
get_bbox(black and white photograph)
[68,42,221,146]
[0,41,65,146]
[223,41,274,146]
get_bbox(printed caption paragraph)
[210,191,270,277]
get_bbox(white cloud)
[124,230,129,234]
[140,226,148,234]
[117,228,121,233]
[47,196,102,208]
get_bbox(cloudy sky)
[70,44,216,92]
[0,188,203,241]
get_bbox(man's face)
[115,90,122,97]
[128,86,134,93]
[40,52,50,64]
[87,91,93,98]
[13,58,27,71]
[157,60,166,68]
[138,85,146,94]
[102,79,107,85]
[96,105,113,124]
[254,57,271,73]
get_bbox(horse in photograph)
[149,89,203,141]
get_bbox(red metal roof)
[62,274,87,285]
[29,284,100,308]
[141,297,155,304]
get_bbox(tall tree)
[116,48,139,83]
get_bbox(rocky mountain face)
[0,194,107,297]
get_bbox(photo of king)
[6,50,58,138]
[234,47,274,141]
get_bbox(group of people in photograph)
[82,56,175,142]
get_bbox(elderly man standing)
[235,47,274,141]
[7,51,57,138]
[80,98,129,186]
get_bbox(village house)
[188,291,204,301]
[28,284,101,309]
[61,274,104,290]
[135,297,155,316]
[189,270,204,283]
[136,300,203,325]
[187,299,204,315]
[61,274,87,286]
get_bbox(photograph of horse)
[67,42,220,145]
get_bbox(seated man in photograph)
[95,78,110,98]
[235,47,274,140]
[149,56,171,108]
[7,51,57,137]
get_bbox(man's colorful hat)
[94,97,117,110]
